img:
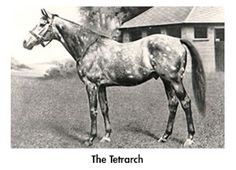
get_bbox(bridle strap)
[30,30,52,47]
[29,30,42,41]
[29,14,57,48]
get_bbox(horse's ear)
[41,9,49,18]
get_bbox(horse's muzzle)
[23,40,33,50]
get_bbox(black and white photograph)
[11,6,224,148]
[2,0,236,169]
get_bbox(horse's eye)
[39,19,48,27]
[39,23,45,27]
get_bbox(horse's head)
[23,9,58,50]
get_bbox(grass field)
[11,72,224,148]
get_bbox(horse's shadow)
[48,123,89,146]
[127,125,160,140]
[48,122,184,147]
[124,123,184,145]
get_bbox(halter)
[29,15,57,47]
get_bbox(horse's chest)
[77,59,106,85]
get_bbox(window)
[130,29,142,41]
[194,26,208,39]
[148,27,161,35]
[166,26,181,38]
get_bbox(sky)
[10,7,81,64]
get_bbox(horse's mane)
[57,15,111,39]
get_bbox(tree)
[78,7,151,41]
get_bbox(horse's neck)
[54,17,100,61]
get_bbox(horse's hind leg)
[158,79,179,143]
[171,79,195,146]
[98,86,112,143]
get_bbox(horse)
[23,9,206,147]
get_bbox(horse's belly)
[102,56,155,86]
[106,67,155,86]
[113,76,153,86]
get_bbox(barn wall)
[181,26,193,72]
[181,25,216,72]
[194,26,216,72]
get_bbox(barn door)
[215,28,224,72]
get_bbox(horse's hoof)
[84,140,93,146]
[158,136,167,143]
[100,136,111,143]
[183,139,194,147]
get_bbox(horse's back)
[111,34,185,60]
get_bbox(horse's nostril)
[23,40,26,46]
[23,40,29,48]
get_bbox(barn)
[119,7,224,72]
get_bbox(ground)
[11,72,224,148]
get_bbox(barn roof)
[120,6,224,28]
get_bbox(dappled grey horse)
[23,9,206,146]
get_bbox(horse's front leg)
[86,83,98,146]
[98,86,112,143]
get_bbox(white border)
[1,0,235,170]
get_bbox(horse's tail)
[180,39,206,116]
